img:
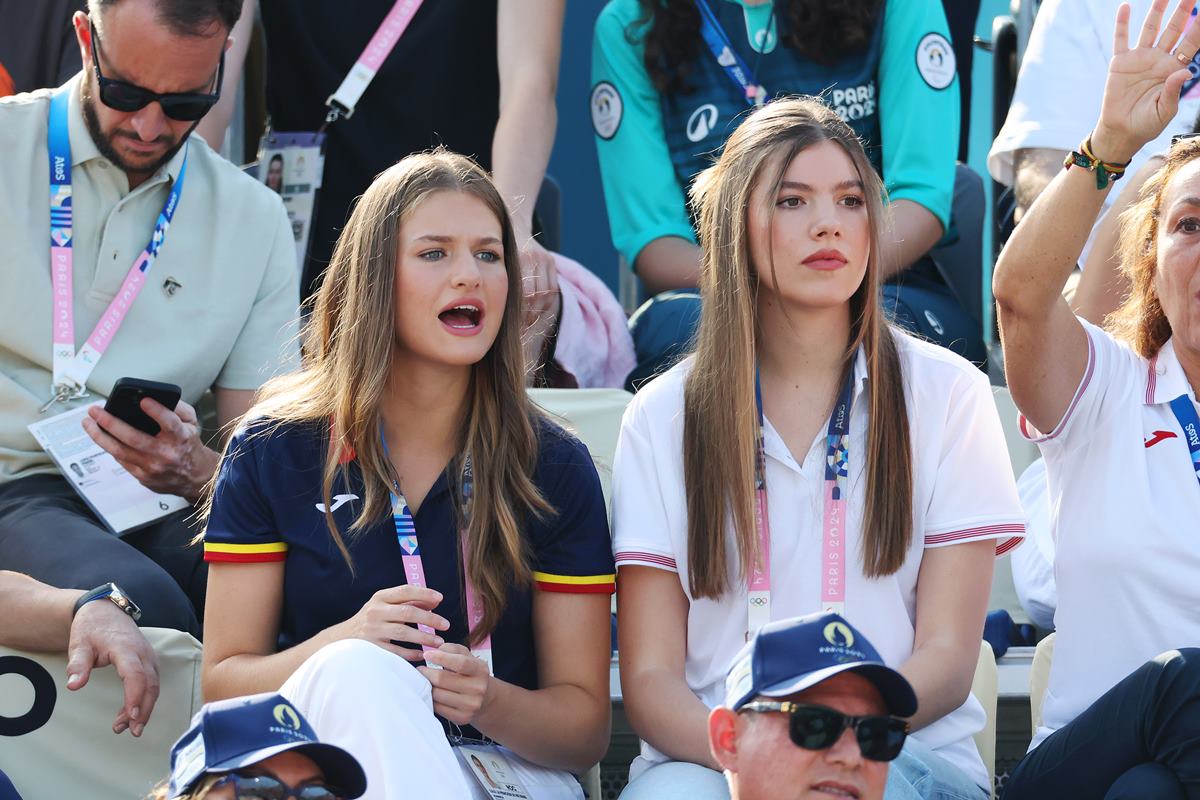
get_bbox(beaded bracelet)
[1063,135,1132,190]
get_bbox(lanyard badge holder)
[254,0,426,275]
[381,436,528,797]
[750,367,854,638]
[42,89,189,413]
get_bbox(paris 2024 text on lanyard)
[751,367,853,637]
[43,87,188,413]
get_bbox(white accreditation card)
[456,745,533,799]
[28,403,188,535]
[255,130,326,275]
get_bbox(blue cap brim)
[752,660,918,717]
[203,741,367,798]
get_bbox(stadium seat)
[0,627,203,800]
[529,387,635,508]
[973,639,999,795]
[1029,632,1056,733]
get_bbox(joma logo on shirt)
[1145,430,1178,448]
[315,493,358,513]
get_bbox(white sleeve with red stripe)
[1018,318,1140,448]
[923,363,1026,556]
[611,379,686,575]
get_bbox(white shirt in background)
[611,332,1025,790]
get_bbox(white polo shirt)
[611,332,1025,789]
[1025,320,1200,750]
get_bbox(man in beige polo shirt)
[0,0,298,639]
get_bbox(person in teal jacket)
[592,0,979,388]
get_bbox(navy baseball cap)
[168,693,367,798]
[724,612,918,717]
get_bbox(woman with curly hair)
[592,0,976,387]
[995,1,1200,796]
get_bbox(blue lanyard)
[1168,394,1200,489]
[753,368,855,485]
[694,0,767,106]
[45,88,189,403]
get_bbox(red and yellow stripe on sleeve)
[204,541,288,563]
[533,571,616,594]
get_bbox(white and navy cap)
[724,612,918,716]
[168,693,366,798]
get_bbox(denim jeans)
[616,738,987,800]
[1004,648,1200,800]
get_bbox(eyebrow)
[414,234,502,246]
[780,179,864,193]
[1173,196,1200,210]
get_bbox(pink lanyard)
[750,368,854,636]
[324,0,425,123]
[383,437,493,674]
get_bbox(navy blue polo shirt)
[203,416,615,694]
[0,770,23,800]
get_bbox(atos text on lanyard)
[382,434,493,674]
[1168,394,1200,489]
[750,367,855,636]
[42,88,188,412]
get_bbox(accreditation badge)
[253,128,327,276]
[455,744,533,799]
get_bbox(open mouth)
[438,304,483,331]
[812,783,860,798]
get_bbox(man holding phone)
[0,0,299,640]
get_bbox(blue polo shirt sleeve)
[878,0,960,230]
[529,423,616,594]
[592,0,697,269]
[203,422,289,564]
[0,770,24,800]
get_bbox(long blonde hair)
[1108,138,1200,358]
[207,149,549,642]
[682,97,912,598]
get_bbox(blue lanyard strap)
[1168,394,1200,488]
[753,367,856,476]
[694,0,766,106]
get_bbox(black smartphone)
[103,377,182,436]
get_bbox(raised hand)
[1095,0,1200,162]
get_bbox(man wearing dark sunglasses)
[0,0,299,645]
[709,613,918,800]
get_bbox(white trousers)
[280,640,584,800]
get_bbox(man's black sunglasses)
[739,701,909,762]
[212,771,343,800]
[89,19,223,121]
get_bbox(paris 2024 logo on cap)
[270,703,308,740]
[821,621,867,664]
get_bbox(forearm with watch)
[0,572,139,652]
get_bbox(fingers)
[1137,0,1171,49]
[1164,67,1192,109]
[65,639,96,691]
[173,399,199,425]
[134,652,161,733]
[371,585,444,611]
[383,622,445,650]
[1175,4,1200,61]
[425,644,485,675]
[377,640,430,662]
[138,397,187,439]
[1116,2,1132,54]
[1157,0,1196,51]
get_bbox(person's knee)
[292,640,429,701]
[1104,762,1185,800]
[1136,648,1200,696]
[619,762,728,800]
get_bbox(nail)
[67,673,79,687]
[131,706,139,721]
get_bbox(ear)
[708,706,740,772]
[72,11,92,71]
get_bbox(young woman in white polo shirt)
[995,2,1200,797]
[610,97,1024,800]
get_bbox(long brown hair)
[205,149,549,642]
[682,97,911,599]
[633,0,882,95]
[145,774,222,800]
[1107,138,1200,358]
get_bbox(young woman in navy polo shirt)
[198,150,615,800]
